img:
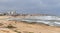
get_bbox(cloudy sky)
[0,0,60,16]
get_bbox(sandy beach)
[0,16,60,33]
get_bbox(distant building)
[0,12,7,16]
[8,11,15,15]
[7,11,20,16]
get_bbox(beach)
[0,16,60,33]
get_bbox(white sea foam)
[2,16,60,26]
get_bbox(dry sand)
[0,16,60,33]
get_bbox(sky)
[0,0,60,16]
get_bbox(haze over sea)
[0,0,60,16]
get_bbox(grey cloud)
[0,0,60,16]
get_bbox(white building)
[8,11,17,16]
